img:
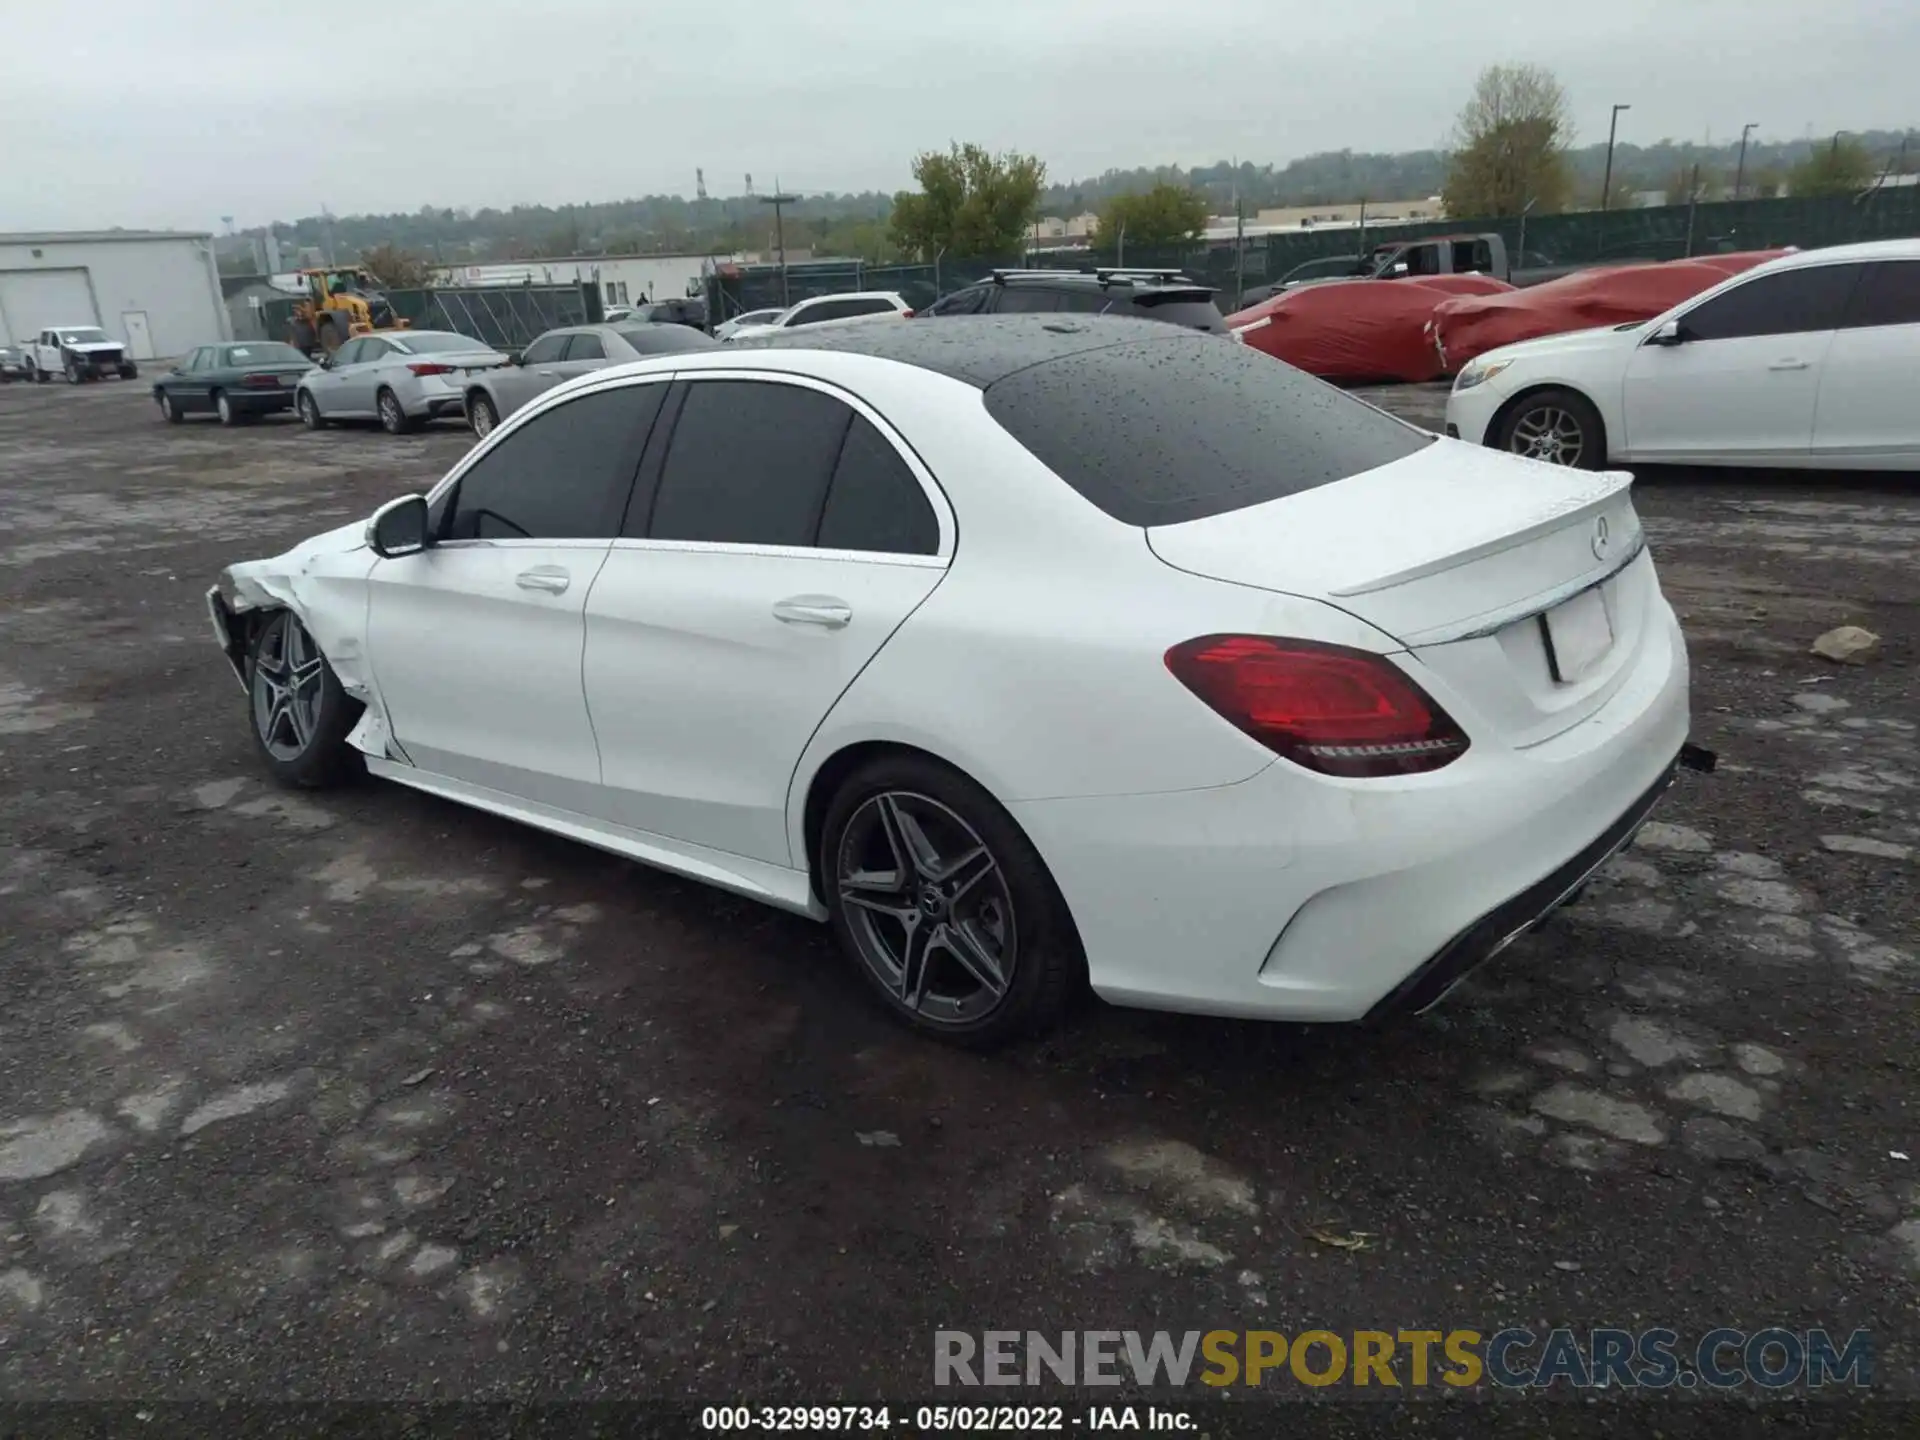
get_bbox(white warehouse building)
[0,230,230,359]
[433,252,735,308]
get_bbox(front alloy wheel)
[246,610,362,788]
[251,612,327,762]
[298,390,326,430]
[1508,405,1584,466]
[836,791,1020,1029]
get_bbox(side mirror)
[1649,319,1684,347]
[368,494,431,559]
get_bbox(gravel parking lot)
[2,373,1917,1417]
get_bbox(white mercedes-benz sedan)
[207,314,1692,1044]
[1446,239,1920,470]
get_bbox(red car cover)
[1226,275,1514,383]
[1429,250,1795,373]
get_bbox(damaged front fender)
[206,517,381,709]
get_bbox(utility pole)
[759,178,798,308]
[1601,103,1632,210]
[1734,122,1758,200]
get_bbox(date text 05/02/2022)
[699,1405,1194,1431]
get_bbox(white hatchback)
[1446,239,1920,470]
[207,316,1691,1044]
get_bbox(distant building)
[0,229,228,356]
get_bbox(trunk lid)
[1146,440,1655,748]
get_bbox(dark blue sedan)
[153,341,319,425]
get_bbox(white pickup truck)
[25,324,138,384]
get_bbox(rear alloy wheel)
[823,756,1081,1045]
[298,390,327,430]
[215,390,241,426]
[247,611,362,788]
[1496,388,1604,470]
[468,392,498,439]
[378,388,413,435]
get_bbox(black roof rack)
[987,266,1198,288]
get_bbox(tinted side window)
[994,287,1061,314]
[521,333,569,365]
[983,333,1431,527]
[929,288,989,316]
[1841,261,1920,328]
[645,381,851,546]
[566,334,607,361]
[1052,290,1114,314]
[188,348,212,371]
[1681,265,1862,341]
[848,298,896,316]
[818,416,940,556]
[360,340,392,363]
[442,383,664,542]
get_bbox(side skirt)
[362,756,828,920]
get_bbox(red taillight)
[240,372,280,388]
[901,309,915,318]
[1164,635,1469,778]
[406,362,455,376]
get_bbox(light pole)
[758,179,799,308]
[1734,122,1759,200]
[1601,103,1631,210]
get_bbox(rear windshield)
[1120,292,1226,332]
[983,334,1432,527]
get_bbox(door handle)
[536,369,558,377]
[773,596,852,629]
[1768,359,1810,371]
[515,567,570,594]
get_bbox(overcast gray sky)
[5,0,1914,230]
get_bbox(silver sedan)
[295,330,508,436]
[460,322,718,438]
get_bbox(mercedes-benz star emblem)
[1591,515,1612,562]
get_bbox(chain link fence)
[246,283,600,350]
[707,187,1920,319]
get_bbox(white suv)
[721,291,912,342]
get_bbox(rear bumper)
[1363,754,1677,1020]
[1012,598,1690,1022]
[231,390,297,413]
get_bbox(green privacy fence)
[708,186,1920,318]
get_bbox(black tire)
[246,610,363,789]
[119,363,138,380]
[31,362,45,383]
[318,317,346,355]
[820,753,1082,1047]
[64,356,83,385]
[214,389,244,426]
[377,387,414,435]
[467,391,499,440]
[289,318,318,355]
[1493,387,1605,470]
[297,389,328,430]
[157,391,183,424]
